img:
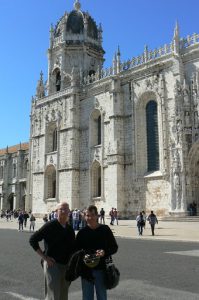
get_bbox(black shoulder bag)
[104,256,120,289]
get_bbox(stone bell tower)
[47,0,105,94]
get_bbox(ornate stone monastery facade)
[0,143,29,211]
[1,1,199,217]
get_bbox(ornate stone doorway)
[22,195,26,211]
[190,161,199,213]
[7,193,14,210]
[188,143,199,214]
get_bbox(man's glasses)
[58,208,69,212]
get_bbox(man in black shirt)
[76,205,118,300]
[29,202,75,300]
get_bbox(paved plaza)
[1,217,199,242]
[0,217,199,300]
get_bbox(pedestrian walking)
[113,208,119,225]
[29,202,75,300]
[72,208,80,230]
[147,210,158,236]
[136,212,145,235]
[109,208,115,225]
[29,214,36,231]
[142,210,146,229]
[99,208,105,224]
[76,205,118,300]
[23,211,29,227]
[18,212,24,231]
[79,209,87,229]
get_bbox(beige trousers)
[43,261,70,300]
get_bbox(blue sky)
[0,0,199,149]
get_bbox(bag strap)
[105,256,113,266]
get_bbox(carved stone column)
[13,194,16,210]
[0,194,3,210]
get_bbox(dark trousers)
[150,224,155,235]
[137,224,143,235]
[19,222,23,231]
[100,216,105,224]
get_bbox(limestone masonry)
[1,1,199,217]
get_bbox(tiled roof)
[0,142,29,155]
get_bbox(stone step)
[160,216,199,222]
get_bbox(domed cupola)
[87,15,98,40]
[66,10,84,34]
[47,0,105,94]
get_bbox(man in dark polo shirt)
[29,202,75,300]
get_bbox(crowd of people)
[43,207,119,232]
[0,209,36,232]
[1,207,158,237]
[0,209,29,220]
[0,206,119,235]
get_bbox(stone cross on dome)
[74,0,81,11]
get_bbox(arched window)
[46,123,58,153]
[97,116,101,145]
[98,174,101,197]
[91,161,101,198]
[0,166,3,179]
[8,193,14,210]
[53,129,57,152]
[56,71,61,91]
[13,163,17,178]
[90,110,102,147]
[146,100,159,171]
[23,160,28,178]
[45,165,56,199]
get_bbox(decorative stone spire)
[173,21,180,55]
[117,45,121,57]
[74,0,81,11]
[173,21,179,40]
[49,23,54,48]
[36,71,45,99]
[113,52,117,75]
[144,45,148,62]
[116,46,121,73]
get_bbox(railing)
[82,32,199,86]
[120,43,173,72]
[180,33,199,49]
[50,31,199,87]
[53,33,100,48]
[36,87,72,105]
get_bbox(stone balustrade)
[36,87,72,105]
[180,33,199,49]
[82,32,199,86]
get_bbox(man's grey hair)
[55,202,69,211]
